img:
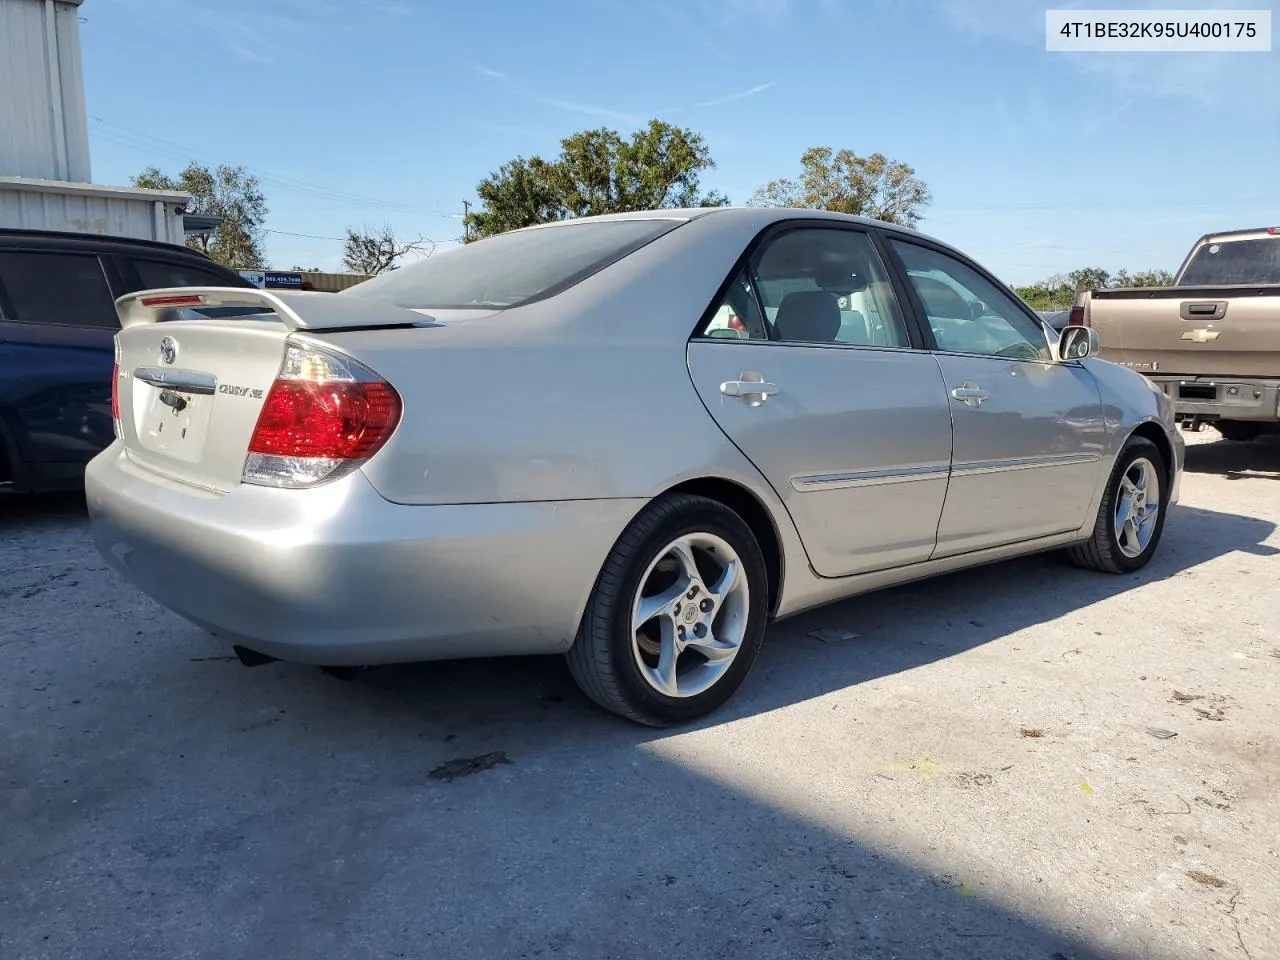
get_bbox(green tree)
[133,162,268,269]
[1067,267,1112,293]
[464,120,726,241]
[1112,268,1174,287]
[1014,266,1174,310]
[750,146,931,227]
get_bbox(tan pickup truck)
[1072,226,1280,440]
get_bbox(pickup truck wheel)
[1216,420,1261,442]
[566,493,768,727]
[1066,436,1169,575]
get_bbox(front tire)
[566,493,769,727]
[1066,436,1169,574]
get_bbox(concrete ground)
[2,428,1278,960]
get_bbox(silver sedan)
[87,208,1184,726]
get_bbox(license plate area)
[1178,383,1217,401]
[131,368,216,464]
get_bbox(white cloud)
[696,81,778,108]
[532,97,643,126]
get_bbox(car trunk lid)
[112,287,437,493]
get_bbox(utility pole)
[461,200,471,242]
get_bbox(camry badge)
[159,336,178,365]
[1180,328,1221,343]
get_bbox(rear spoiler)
[115,287,438,332]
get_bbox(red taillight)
[1268,227,1279,235]
[248,380,401,459]
[242,342,402,488]
[111,336,122,438]
[139,294,206,308]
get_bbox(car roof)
[0,227,224,260]
[512,205,946,246]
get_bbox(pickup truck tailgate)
[1090,286,1280,377]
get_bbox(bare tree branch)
[342,225,434,275]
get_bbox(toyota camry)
[86,207,1184,726]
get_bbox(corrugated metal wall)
[0,0,91,181]
[0,183,185,243]
[297,271,371,293]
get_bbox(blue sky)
[82,0,1278,283]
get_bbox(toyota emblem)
[159,336,177,365]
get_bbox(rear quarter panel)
[331,213,786,507]
[322,212,813,607]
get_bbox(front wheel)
[566,493,769,727]
[1066,436,1169,574]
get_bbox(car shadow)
[352,501,1276,724]
[0,489,86,528]
[4,502,1273,958]
[1182,433,1280,481]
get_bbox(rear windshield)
[1179,236,1280,285]
[342,219,682,309]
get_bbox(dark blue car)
[0,229,252,493]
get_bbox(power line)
[88,116,463,218]
[265,228,348,242]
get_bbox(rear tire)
[566,493,768,727]
[1066,436,1169,574]
[1216,420,1262,442]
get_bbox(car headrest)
[774,291,841,343]
[816,263,869,293]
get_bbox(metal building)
[0,0,91,182]
[0,0,191,243]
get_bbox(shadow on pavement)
[1183,433,1280,481]
[0,490,86,530]
[4,499,1274,959]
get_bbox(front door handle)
[950,381,988,406]
[720,372,779,407]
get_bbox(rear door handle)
[950,381,988,406]
[720,372,779,406]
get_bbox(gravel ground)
[2,428,1278,960]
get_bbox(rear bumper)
[85,444,641,665]
[1150,376,1280,422]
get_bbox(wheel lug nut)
[699,598,713,612]
[686,586,698,599]
[673,602,681,616]
[693,623,707,638]
[677,626,686,639]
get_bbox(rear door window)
[131,258,237,290]
[0,251,118,327]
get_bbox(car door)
[885,237,1107,557]
[0,248,121,468]
[686,225,954,578]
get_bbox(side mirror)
[1058,324,1099,361]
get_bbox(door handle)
[720,372,779,406]
[950,381,988,406]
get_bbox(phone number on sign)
[1059,20,1259,38]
